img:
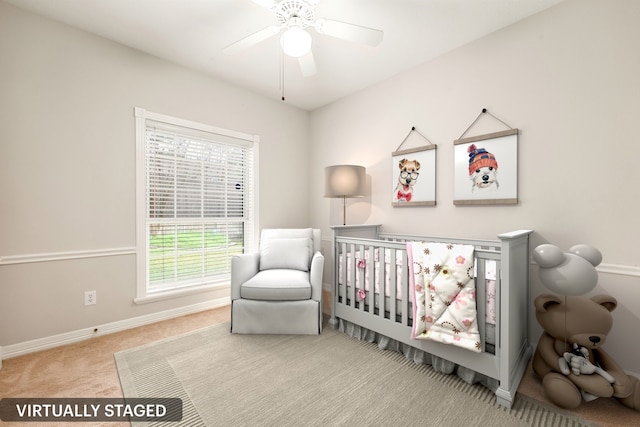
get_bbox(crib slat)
[476,258,487,353]
[357,244,365,312]
[401,250,410,327]
[349,243,357,308]
[363,244,368,312]
[338,242,346,308]
[389,248,396,322]
[494,258,501,349]
[378,247,386,318]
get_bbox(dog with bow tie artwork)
[393,158,421,203]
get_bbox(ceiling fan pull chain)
[280,51,286,101]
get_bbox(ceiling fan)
[222,0,384,77]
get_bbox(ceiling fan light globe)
[280,27,312,57]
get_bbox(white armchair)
[231,228,324,334]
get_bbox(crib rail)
[379,232,501,250]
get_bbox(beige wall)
[310,0,640,374]
[0,3,309,347]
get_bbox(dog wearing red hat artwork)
[467,144,499,192]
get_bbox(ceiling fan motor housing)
[275,0,316,28]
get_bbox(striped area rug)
[115,323,599,427]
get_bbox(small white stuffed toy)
[559,343,615,402]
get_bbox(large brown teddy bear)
[532,294,640,410]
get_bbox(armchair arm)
[231,252,260,300]
[309,251,325,301]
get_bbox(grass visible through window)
[148,228,243,286]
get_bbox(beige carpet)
[115,323,599,427]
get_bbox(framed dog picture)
[453,129,518,205]
[391,145,436,207]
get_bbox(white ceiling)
[5,0,564,111]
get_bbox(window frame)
[134,107,259,303]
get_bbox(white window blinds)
[135,108,258,301]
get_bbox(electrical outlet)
[84,290,97,306]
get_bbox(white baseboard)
[1,297,230,362]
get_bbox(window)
[135,108,258,302]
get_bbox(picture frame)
[453,129,518,205]
[391,145,436,207]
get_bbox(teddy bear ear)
[591,294,617,312]
[534,294,563,312]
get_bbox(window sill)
[134,282,229,305]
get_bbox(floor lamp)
[324,165,366,225]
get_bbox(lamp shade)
[324,165,366,198]
[280,27,312,58]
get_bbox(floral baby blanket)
[407,242,481,352]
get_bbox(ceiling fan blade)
[222,25,282,55]
[251,0,278,11]
[314,18,383,46]
[298,51,317,77]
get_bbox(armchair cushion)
[240,269,311,301]
[259,237,311,271]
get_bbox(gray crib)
[328,224,533,408]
